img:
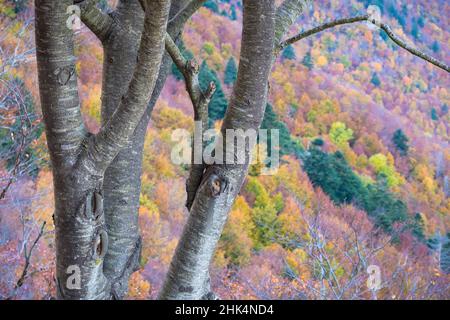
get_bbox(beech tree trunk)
[159,0,276,299]
[35,0,171,299]
[82,0,205,299]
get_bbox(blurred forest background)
[0,0,449,299]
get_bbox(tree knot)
[54,66,76,86]
[207,172,229,197]
[92,228,108,260]
[83,190,104,224]
[185,59,199,75]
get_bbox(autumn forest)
[0,0,449,300]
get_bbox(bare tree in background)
[1,17,40,200]
[31,0,449,300]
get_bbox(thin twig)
[15,221,46,289]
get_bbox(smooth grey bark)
[76,0,207,299]
[97,1,147,299]
[81,0,205,299]
[35,0,170,299]
[275,0,311,45]
[165,34,216,211]
[35,0,108,299]
[159,0,276,300]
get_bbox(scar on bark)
[82,191,109,260]
[204,169,229,197]
[54,66,76,86]
[178,285,194,293]
[92,228,108,260]
[84,190,104,223]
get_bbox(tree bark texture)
[35,0,170,299]
[159,0,276,299]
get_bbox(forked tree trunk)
[35,0,170,299]
[79,0,205,299]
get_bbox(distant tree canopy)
[281,45,296,61]
[431,107,439,121]
[441,103,449,115]
[204,0,220,13]
[260,104,303,159]
[303,147,408,233]
[371,72,381,87]
[245,177,283,249]
[392,129,409,156]
[6,0,27,14]
[0,78,43,178]
[230,4,237,20]
[303,148,366,205]
[411,213,426,241]
[224,57,238,85]
[431,40,440,53]
[329,121,354,147]
[302,51,313,70]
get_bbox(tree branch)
[78,0,171,174]
[280,14,369,48]
[168,0,207,28]
[279,14,450,73]
[140,0,207,35]
[98,0,207,299]
[275,0,311,45]
[378,22,449,72]
[35,0,85,168]
[16,222,46,289]
[77,0,115,43]
[165,34,216,210]
[159,0,276,300]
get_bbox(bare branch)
[16,221,46,288]
[165,34,216,209]
[77,0,115,43]
[279,14,450,73]
[165,34,215,118]
[378,23,449,72]
[168,0,207,29]
[280,15,369,48]
[140,0,207,34]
